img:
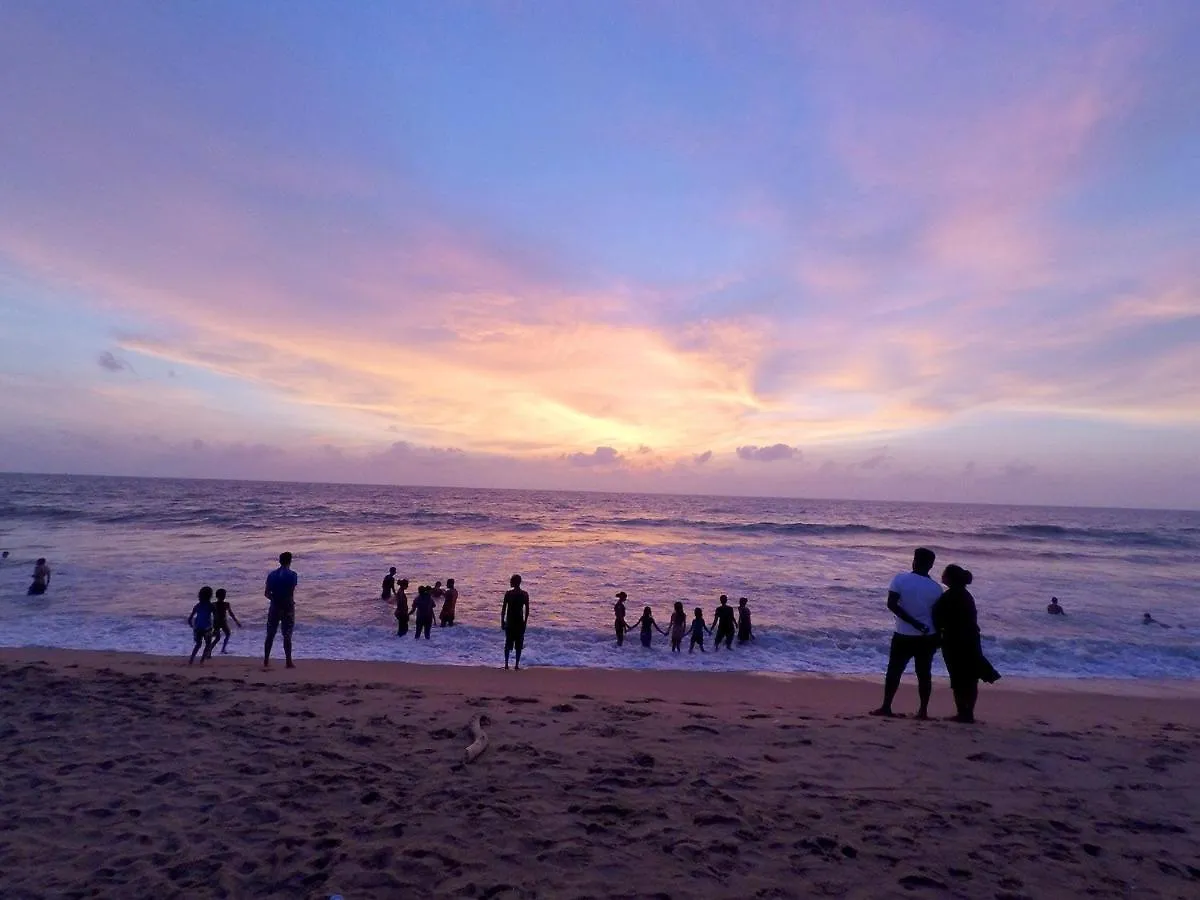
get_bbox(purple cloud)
[736,444,799,463]
[693,450,713,465]
[97,351,132,373]
[565,446,623,467]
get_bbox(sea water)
[1,473,1197,679]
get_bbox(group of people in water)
[381,569,460,637]
[613,592,754,652]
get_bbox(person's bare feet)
[914,710,929,721]
[869,707,903,718]
[285,662,296,669]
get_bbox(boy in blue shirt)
[188,586,218,665]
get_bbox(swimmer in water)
[1143,612,1170,629]
[413,585,436,640]
[381,567,397,600]
[1047,597,1065,616]
[632,605,666,648]
[688,607,709,653]
[613,592,631,646]
[668,601,687,653]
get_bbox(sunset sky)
[2,1,1198,508]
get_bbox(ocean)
[1,473,1198,679]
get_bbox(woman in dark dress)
[932,565,999,723]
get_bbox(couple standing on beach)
[871,548,999,724]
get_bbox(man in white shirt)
[870,548,943,719]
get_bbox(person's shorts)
[193,627,212,642]
[505,626,526,650]
[267,602,295,638]
[887,633,940,671]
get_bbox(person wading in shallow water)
[870,548,942,720]
[263,552,298,670]
[501,574,530,670]
[613,591,631,646]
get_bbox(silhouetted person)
[1143,611,1169,628]
[613,592,631,646]
[737,597,753,643]
[213,588,241,653]
[933,565,999,724]
[871,548,942,719]
[263,552,298,669]
[688,606,709,653]
[28,558,51,595]
[501,574,529,670]
[711,595,736,650]
[668,601,687,652]
[413,585,436,639]
[440,578,458,626]
[633,605,666,648]
[188,586,218,665]
[395,579,410,636]
[1047,597,1065,616]
[381,567,397,600]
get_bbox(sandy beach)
[1,649,1198,899]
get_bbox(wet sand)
[1,647,1199,899]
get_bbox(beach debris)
[464,713,490,764]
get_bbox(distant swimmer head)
[643,605,652,616]
[693,606,703,617]
[36,557,46,565]
[389,567,397,575]
[434,581,442,589]
[913,548,936,574]
[615,591,627,600]
[1143,612,1154,624]
[674,601,684,614]
[941,564,972,588]
[510,574,522,588]
[198,585,214,602]
[447,578,455,588]
[1,551,8,558]
[279,552,293,567]
[399,579,409,589]
[719,594,729,605]
[215,588,227,600]
[739,597,748,607]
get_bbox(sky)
[1,1,1198,509]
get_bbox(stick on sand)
[464,713,490,764]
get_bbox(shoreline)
[6,645,1200,708]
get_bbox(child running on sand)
[394,579,410,636]
[187,587,218,665]
[633,605,666,648]
[668,601,687,652]
[213,588,241,654]
[689,607,709,653]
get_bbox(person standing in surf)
[668,601,687,652]
[440,578,459,626]
[263,552,298,670]
[501,574,530,670]
[710,595,736,650]
[394,578,411,636]
[736,597,754,643]
[613,591,631,646]
[28,558,51,596]
[870,548,942,719]
[381,567,397,600]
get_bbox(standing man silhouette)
[501,574,530,671]
[264,552,298,670]
[870,548,942,719]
